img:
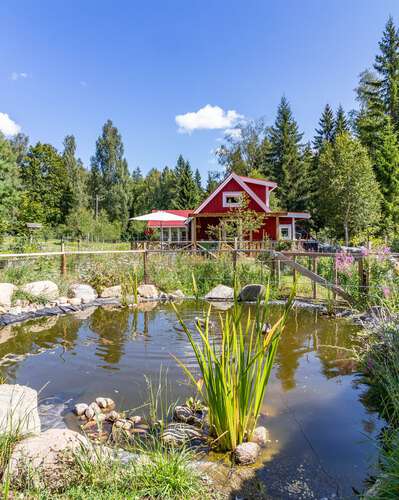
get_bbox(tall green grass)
[174,284,294,451]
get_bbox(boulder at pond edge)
[0,384,41,436]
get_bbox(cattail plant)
[173,283,294,451]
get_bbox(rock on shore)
[22,280,59,300]
[0,384,41,436]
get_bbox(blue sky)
[1,1,399,180]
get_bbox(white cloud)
[0,113,21,136]
[175,104,244,134]
[11,72,28,81]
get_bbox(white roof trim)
[287,212,311,219]
[193,173,270,214]
[238,176,277,188]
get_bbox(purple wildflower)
[335,251,354,272]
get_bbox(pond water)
[0,302,381,499]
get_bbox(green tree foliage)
[66,207,121,240]
[62,135,88,210]
[173,155,199,209]
[333,105,349,138]
[216,120,272,177]
[205,171,221,196]
[20,143,72,227]
[194,168,204,201]
[313,104,335,150]
[373,119,399,229]
[268,97,304,209]
[316,134,381,243]
[0,133,20,234]
[89,120,131,225]
[374,16,399,127]
[9,132,29,166]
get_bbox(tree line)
[1,16,399,244]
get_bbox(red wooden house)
[147,172,310,242]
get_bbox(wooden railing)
[0,243,394,303]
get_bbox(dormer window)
[223,192,242,207]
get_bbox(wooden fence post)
[60,240,67,276]
[358,257,369,296]
[332,257,338,301]
[312,257,317,300]
[232,237,238,274]
[143,242,148,284]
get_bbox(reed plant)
[174,283,294,451]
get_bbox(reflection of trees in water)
[274,309,315,391]
[0,315,81,382]
[273,309,357,390]
[89,308,130,364]
[315,321,357,379]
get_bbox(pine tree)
[89,120,130,225]
[313,104,335,150]
[333,105,349,138]
[0,134,20,234]
[173,155,198,209]
[267,97,303,208]
[356,69,387,157]
[374,16,399,127]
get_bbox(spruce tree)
[194,168,204,202]
[313,104,335,150]
[267,97,303,208]
[374,16,399,127]
[173,155,198,209]
[333,105,349,138]
[374,119,399,229]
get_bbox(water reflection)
[0,302,381,498]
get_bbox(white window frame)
[222,191,242,208]
[279,224,292,241]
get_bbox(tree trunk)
[344,222,349,246]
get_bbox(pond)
[0,302,381,499]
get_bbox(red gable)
[193,173,276,215]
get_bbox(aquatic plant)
[174,284,294,451]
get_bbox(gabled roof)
[193,172,275,215]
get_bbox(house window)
[279,224,292,240]
[223,192,242,208]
